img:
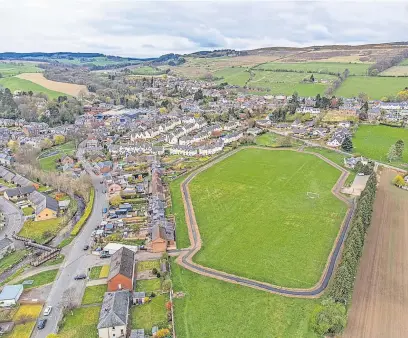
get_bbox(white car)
[43,306,52,316]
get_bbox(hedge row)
[70,188,95,236]
[328,172,377,304]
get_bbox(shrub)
[71,188,95,236]
[310,298,347,336]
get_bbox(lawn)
[137,260,160,272]
[18,218,63,244]
[353,124,408,163]
[58,306,100,338]
[131,294,168,331]
[0,62,42,77]
[135,278,161,292]
[169,176,190,249]
[13,304,42,321]
[0,250,27,275]
[247,70,337,96]
[255,61,370,75]
[81,285,107,305]
[38,141,76,171]
[22,206,34,216]
[171,261,318,338]
[213,67,250,86]
[6,321,36,338]
[99,265,110,278]
[0,76,64,100]
[89,266,102,280]
[335,76,408,99]
[189,148,347,288]
[255,132,289,147]
[16,269,58,289]
[42,254,65,267]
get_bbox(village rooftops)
[28,191,59,214]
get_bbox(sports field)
[335,76,408,99]
[255,62,370,75]
[172,261,318,338]
[0,76,64,99]
[189,149,347,288]
[247,71,336,96]
[353,125,408,163]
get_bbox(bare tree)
[60,287,77,316]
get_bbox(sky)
[1,0,408,58]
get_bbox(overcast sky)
[1,1,408,58]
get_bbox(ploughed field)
[189,148,347,288]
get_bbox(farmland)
[17,73,88,97]
[335,76,408,99]
[169,176,190,249]
[213,67,250,86]
[0,76,64,99]
[344,169,408,337]
[0,62,42,77]
[353,125,408,163]
[254,62,370,75]
[380,65,408,76]
[189,148,347,288]
[171,261,318,338]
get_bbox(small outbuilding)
[0,285,23,307]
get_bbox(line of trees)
[368,50,408,75]
[325,68,350,97]
[310,171,377,336]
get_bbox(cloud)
[0,0,407,57]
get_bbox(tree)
[359,101,369,121]
[280,135,292,148]
[40,138,53,150]
[155,328,171,338]
[310,74,315,82]
[395,139,404,159]
[162,279,172,292]
[7,140,19,153]
[341,136,353,152]
[358,92,368,102]
[310,298,347,336]
[54,134,65,145]
[392,175,406,187]
[109,195,122,207]
[166,301,173,311]
[193,89,203,101]
[387,144,398,162]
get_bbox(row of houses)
[0,166,33,187]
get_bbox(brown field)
[322,110,358,122]
[344,168,408,338]
[168,53,294,78]
[17,73,88,97]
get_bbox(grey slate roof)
[5,186,35,197]
[108,247,135,281]
[97,290,130,329]
[28,191,59,215]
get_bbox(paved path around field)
[176,146,355,297]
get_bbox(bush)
[310,298,347,336]
[71,188,95,236]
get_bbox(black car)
[37,319,47,330]
[83,245,89,250]
[74,273,87,280]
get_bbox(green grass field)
[38,141,76,171]
[131,66,165,75]
[0,63,42,77]
[380,65,408,76]
[399,58,408,66]
[6,321,36,338]
[0,250,27,275]
[247,71,337,96]
[172,261,318,338]
[58,306,99,338]
[81,285,107,305]
[16,269,58,289]
[18,218,63,244]
[335,76,408,99]
[189,149,347,288]
[137,260,160,272]
[131,294,168,331]
[255,62,370,75]
[353,125,408,163]
[213,67,250,86]
[170,176,190,249]
[135,278,161,292]
[0,76,65,99]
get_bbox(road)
[0,196,24,249]
[176,146,356,297]
[33,142,108,338]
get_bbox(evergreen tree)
[395,139,404,159]
[341,136,353,152]
[387,144,398,162]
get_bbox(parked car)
[100,253,111,259]
[37,319,47,330]
[74,273,87,280]
[43,306,52,316]
[83,245,89,250]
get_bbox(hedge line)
[70,188,95,236]
[328,172,377,305]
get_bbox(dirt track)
[345,169,408,338]
[17,73,88,97]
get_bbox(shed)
[0,285,23,307]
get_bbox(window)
[121,329,124,334]
[112,326,115,330]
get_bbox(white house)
[0,285,23,307]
